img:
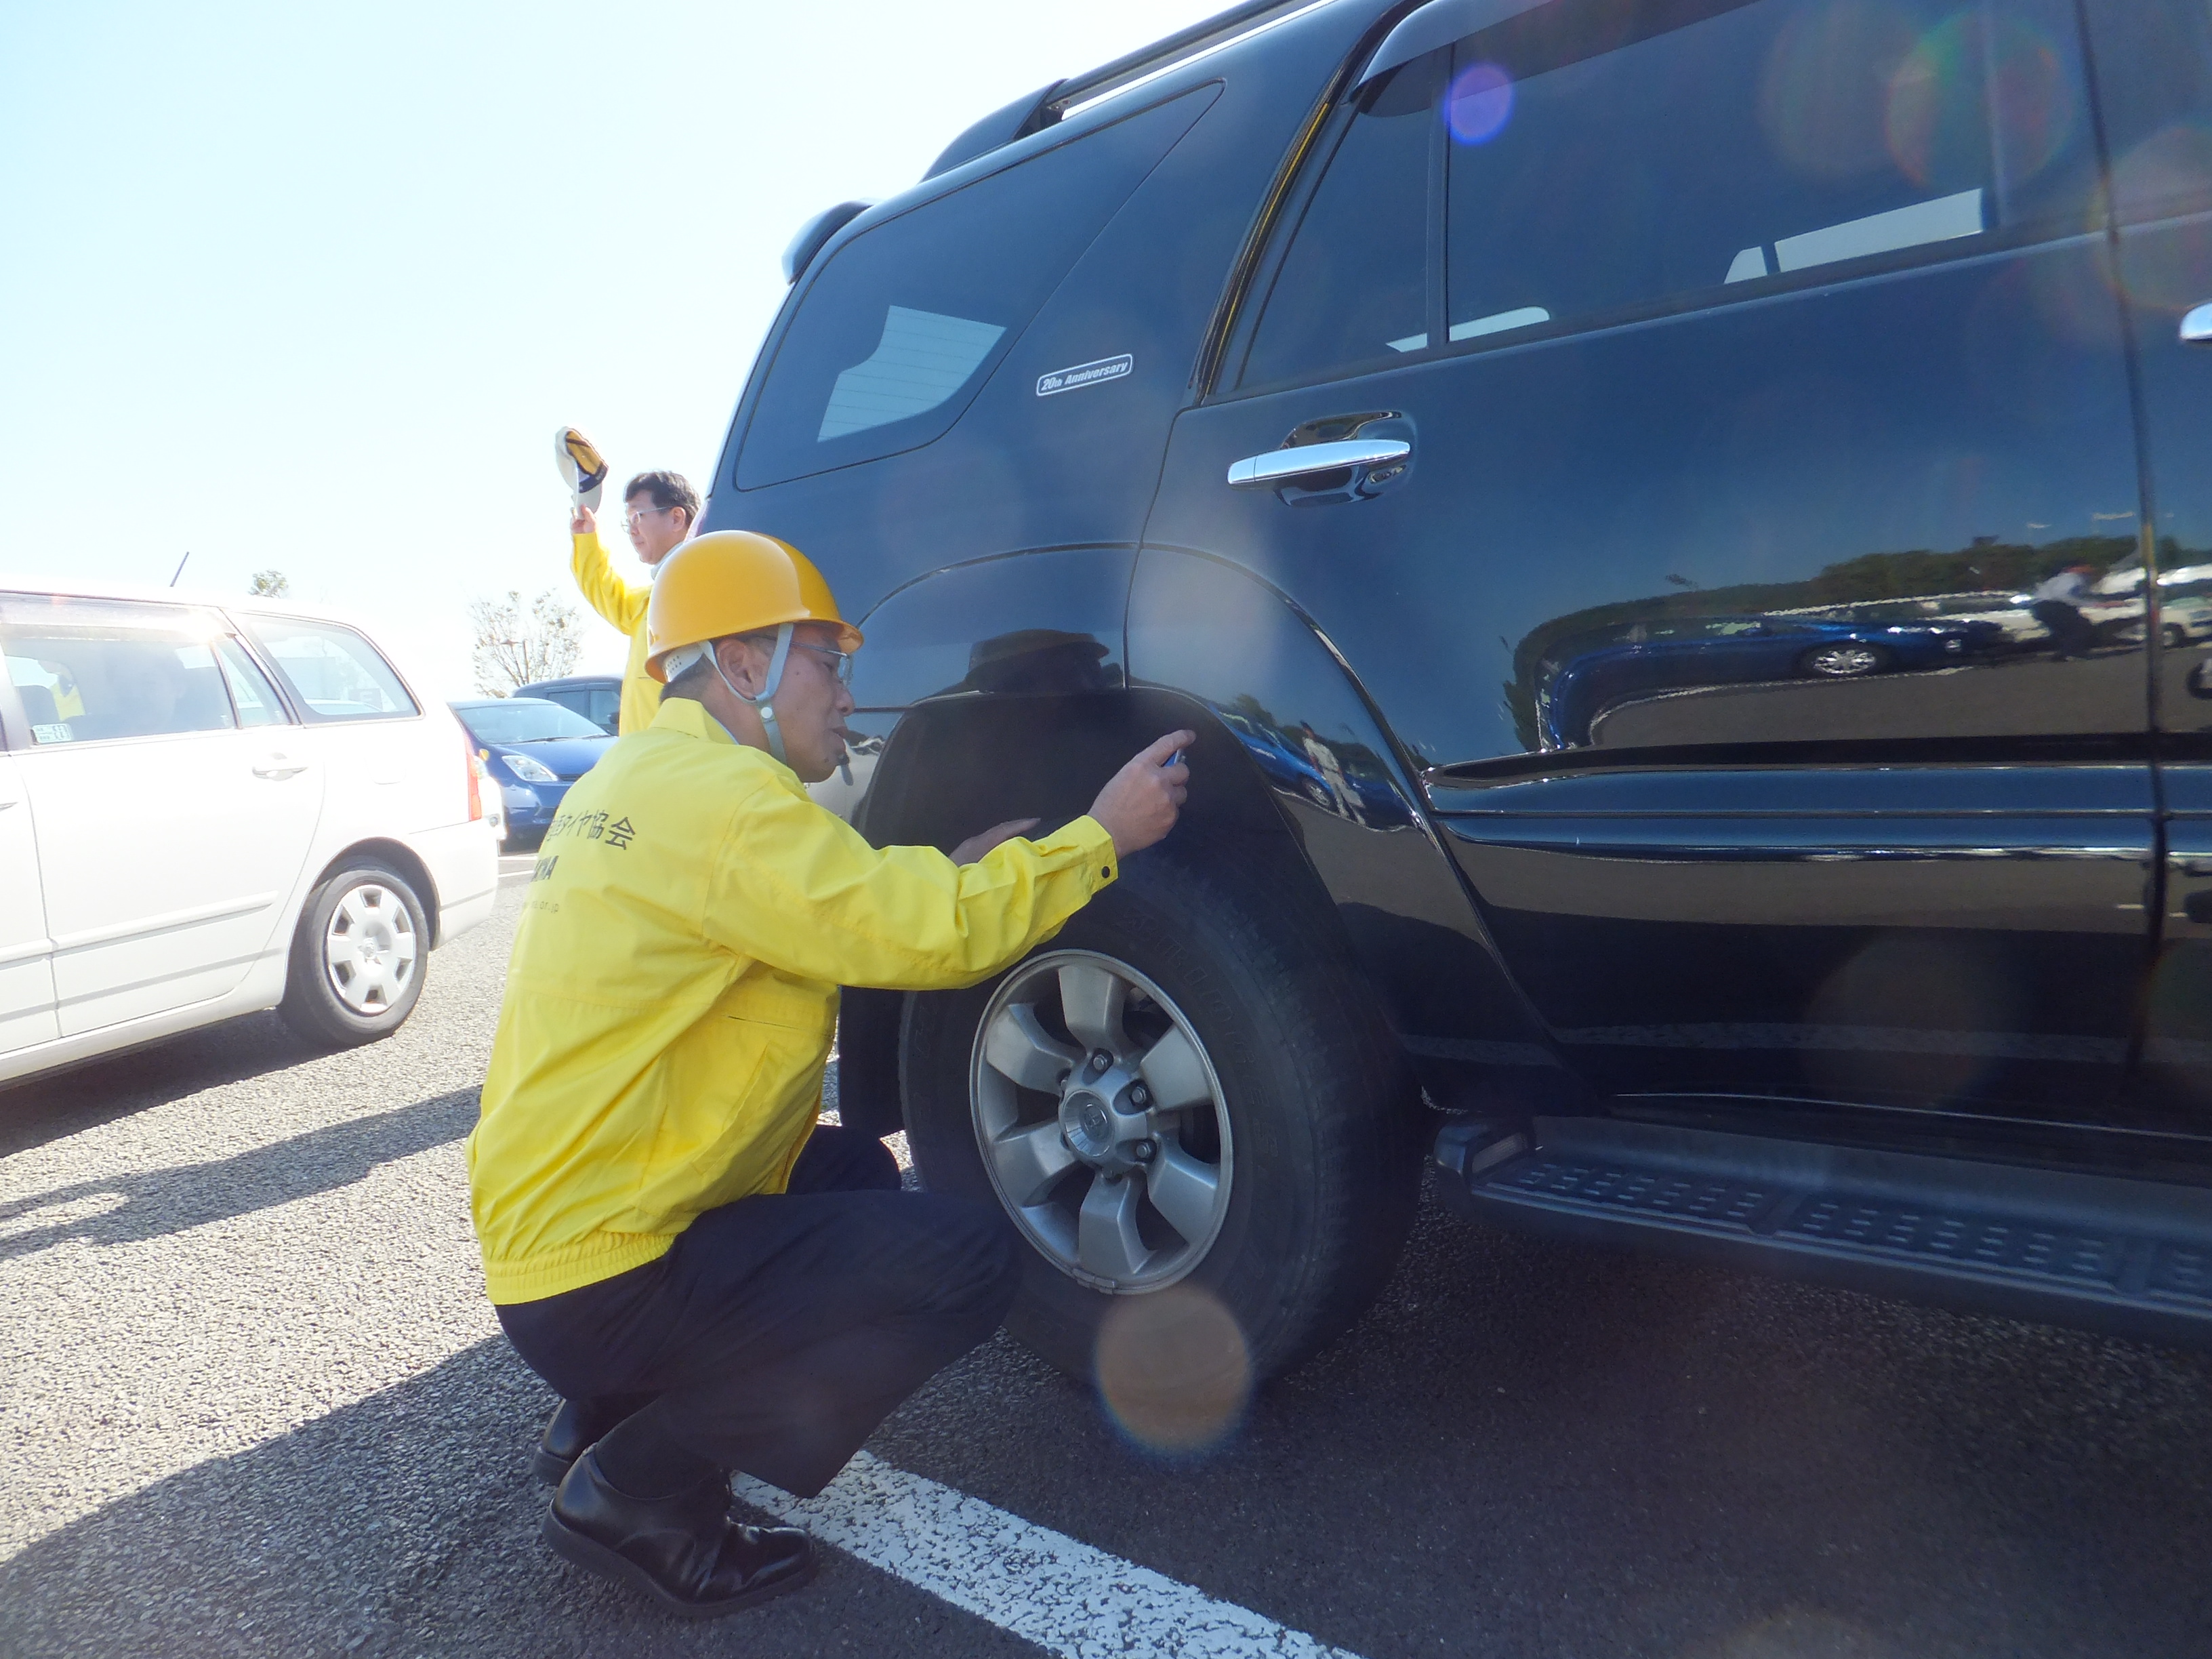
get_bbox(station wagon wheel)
[970,951,1233,1293]
[323,882,420,1016]
[1800,642,1889,677]
[280,860,430,1048]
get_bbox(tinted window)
[0,594,237,743]
[1241,57,1441,389]
[737,88,1212,489]
[2080,0,2212,223]
[587,687,619,731]
[1243,0,2095,387]
[237,615,417,722]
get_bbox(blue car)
[1535,615,2006,747]
[451,697,615,846]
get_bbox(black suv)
[701,0,2212,1381]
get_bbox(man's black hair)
[624,470,700,524]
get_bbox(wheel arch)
[828,546,1578,1134]
[304,838,442,949]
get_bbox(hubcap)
[1810,644,1881,676]
[323,882,418,1015]
[970,951,1232,1293]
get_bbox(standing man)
[469,529,1193,1619]
[570,470,698,735]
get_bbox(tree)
[248,569,291,597]
[470,589,582,695]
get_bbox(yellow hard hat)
[645,530,863,682]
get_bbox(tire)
[901,853,1422,1384]
[2165,623,2190,649]
[279,861,430,1047]
[1798,641,1891,677]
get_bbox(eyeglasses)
[622,506,674,532]
[792,642,855,686]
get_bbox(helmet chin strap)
[712,623,795,765]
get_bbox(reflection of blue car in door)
[1536,615,2006,747]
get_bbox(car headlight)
[506,752,559,785]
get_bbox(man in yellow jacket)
[568,469,697,735]
[468,529,1193,1619]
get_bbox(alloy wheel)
[1807,643,1883,676]
[969,950,1232,1293]
[323,883,419,1015]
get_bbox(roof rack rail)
[922,0,1317,180]
[1046,0,1313,115]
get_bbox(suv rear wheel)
[901,855,1420,1383]
[279,861,428,1047]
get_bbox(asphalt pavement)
[3,882,2210,1659]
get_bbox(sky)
[0,0,1235,698]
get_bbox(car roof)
[516,674,619,690]
[451,697,558,709]
[0,573,370,628]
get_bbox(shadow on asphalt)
[0,1335,1031,1659]
[0,1012,316,1159]
[0,1088,478,1263]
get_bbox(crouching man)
[466,529,1193,1618]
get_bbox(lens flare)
[1759,1,1919,180]
[1888,14,2074,190]
[1094,1283,1252,1454]
[1447,63,1515,146]
[2109,124,2212,251]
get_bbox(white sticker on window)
[30,723,73,743]
[818,306,1007,441]
[1036,354,1133,396]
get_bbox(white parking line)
[733,1452,1366,1659]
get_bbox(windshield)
[457,699,607,745]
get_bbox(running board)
[1433,1115,2212,1349]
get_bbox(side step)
[1433,1115,2212,1349]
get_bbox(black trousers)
[497,1126,1020,1498]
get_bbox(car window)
[237,615,418,722]
[1242,0,2095,388]
[455,699,607,744]
[1241,56,1441,390]
[586,688,619,732]
[2080,0,2212,224]
[735,86,1214,489]
[0,594,237,745]
[213,636,289,728]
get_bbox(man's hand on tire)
[1088,731,1197,859]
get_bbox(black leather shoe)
[533,1397,635,1486]
[543,1450,815,1619]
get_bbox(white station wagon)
[0,582,499,1082]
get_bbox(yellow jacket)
[569,530,662,735]
[467,695,1119,1304]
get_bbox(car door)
[0,594,324,1036]
[232,611,442,844]
[1139,0,2156,1125]
[0,747,58,1057]
[2077,2,2212,1128]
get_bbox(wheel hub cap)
[970,951,1233,1294]
[1058,1075,1150,1174]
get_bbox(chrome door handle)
[2182,302,2212,344]
[253,757,309,780]
[1226,438,1412,489]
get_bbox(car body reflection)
[1534,613,2007,748]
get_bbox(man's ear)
[712,635,759,699]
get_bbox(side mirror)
[554,426,609,510]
